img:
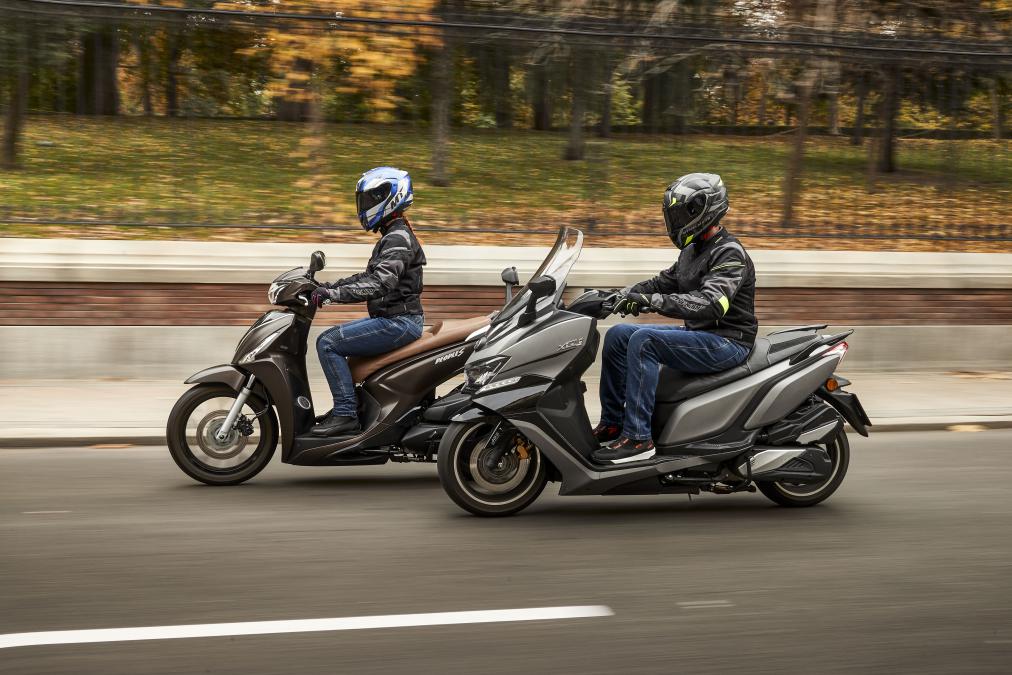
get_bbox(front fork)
[215,374,257,442]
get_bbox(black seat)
[655,329,821,403]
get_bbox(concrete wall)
[4,237,1012,288]
[5,324,1010,383]
[3,238,1011,378]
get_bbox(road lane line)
[0,605,614,650]
[677,600,734,608]
[21,511,71,515]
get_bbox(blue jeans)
[316,315,424,417]
[599,324,750,440]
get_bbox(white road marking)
[0,605,614,650]
[677,600,734,608]
[21,511,71,515]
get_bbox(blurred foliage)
[0,0,1009,247]
[2,116,1009,251]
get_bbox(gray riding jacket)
[629,230,758,347]
[330,218,426,318]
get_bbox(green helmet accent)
[662,173,729,249]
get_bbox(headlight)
[464,356,509,392]
[238,328,284,364]
[267,281,284,305]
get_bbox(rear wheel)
[437,419,548,517]
[167,384,278,486]
[757,427,850,507]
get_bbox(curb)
[3,420,1012,449]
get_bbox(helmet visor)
[356,184,391,215]
[664,193,707,232]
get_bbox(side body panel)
[285,338,480,465]
[657,354,842,447]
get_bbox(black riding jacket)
[629,229,758,347]
[330,218,426,318]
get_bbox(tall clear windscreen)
[493,227,584,326]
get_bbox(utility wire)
[3,0,1011,62]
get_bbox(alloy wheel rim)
[184,396,262,472]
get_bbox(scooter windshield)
[493,227,584,326]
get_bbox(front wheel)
[437,419,548,517]
[167,384,278,486]
[757,427,850,507]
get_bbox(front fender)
[184,365,271,404]
[185,364,247,391]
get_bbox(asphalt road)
[2,430,1011,674]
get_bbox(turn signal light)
[825,377,840,391]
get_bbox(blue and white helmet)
[355,166,413,231]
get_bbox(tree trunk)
[758,70,767,126]
[781,80,814,227]
[564,55,586,161]
[77,28,120,115]
[851,72,866,145]
[2,26,30,170]
[135,34,153,116]
[991,79,1005,141]
[641,72,659,133]
[493,47,512,130]
[826,63,840,135]
[431,44,453,186]
[275,57,313,122]
[877,65,899,173]
[599,62,613,138]
[165,34,183,117]
[827,93,839,135]
[532,64,551,131]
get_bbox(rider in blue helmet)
[309,167,426,437]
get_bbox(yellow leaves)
[210,0,439,122]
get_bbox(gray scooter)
[436,228,871,516]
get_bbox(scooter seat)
[348,315,490,383]
[654,329,822,403]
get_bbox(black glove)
[612,292,651,317]
[311,286,340,308]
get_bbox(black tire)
[167,384,278,486]
[437,419,548,517]
[757,427,850,507]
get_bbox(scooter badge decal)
[558,338,584,351]
[435,348,466,365]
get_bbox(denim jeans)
[599,324,750,440]
[317,315,424,417]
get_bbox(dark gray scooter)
[436,228,872,516]
[167,251,493,485]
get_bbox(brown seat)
[348,315,490,383]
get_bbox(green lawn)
[2,116,1009,249]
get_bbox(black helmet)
[662,173,729,249]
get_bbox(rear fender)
[817,386,872,436]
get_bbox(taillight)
[824,341,848,363]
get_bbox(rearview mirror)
[518,275,557,326]
[309,250,326,274]
[501,267,519,303]
[501,267,519,286]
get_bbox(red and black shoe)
[592,422,622,444]
[591,436,656,464]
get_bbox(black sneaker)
[311,412,361,437]
[592,436,656,464]
[592,422,622,444]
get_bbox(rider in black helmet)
[592,173,759,464]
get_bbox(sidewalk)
[2,372,1011,447]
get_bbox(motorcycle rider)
[592,173,758,463]
[309,167,426,437]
